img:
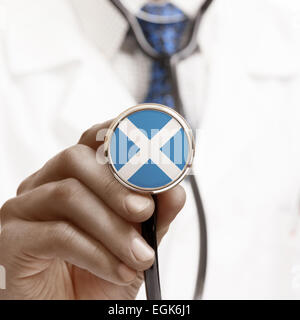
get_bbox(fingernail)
[132,238,155,262]
[118,264,136,282]
[125,194,151,214]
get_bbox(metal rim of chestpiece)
[104,103,195,194]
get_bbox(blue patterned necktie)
[138,3,188,108]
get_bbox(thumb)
[155,184,186,243]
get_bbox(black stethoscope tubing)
[110,0,214,300]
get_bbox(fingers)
[15,120,186,273]
[18,144,155,223]
[5,219,137,286]
[78,120,112,150]
[5,179,155,271]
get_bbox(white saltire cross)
[117,118,183,181]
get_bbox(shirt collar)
[72,0,205,59]
[4,0,204,75]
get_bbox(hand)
[0,121,186,300]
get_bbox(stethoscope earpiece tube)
[141,194,161,300]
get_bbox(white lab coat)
[1,0,300,299]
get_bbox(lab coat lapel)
[4,0,84,75]
[4,0,136,142]
[199,0,300,78]
[59,53,136,136]
[192,0,300,184]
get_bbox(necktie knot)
[138,3,188,55]
[138,3,189,108]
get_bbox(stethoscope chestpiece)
[104,103,195,195]
[104,103,195,300]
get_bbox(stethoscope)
[108,0,215,300]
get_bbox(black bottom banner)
[0,300,294,318]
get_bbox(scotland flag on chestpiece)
[110,109,189,190]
